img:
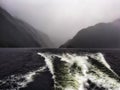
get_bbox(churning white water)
[0,52,120,90]
[38,52,120,90]
[0,66,47,89]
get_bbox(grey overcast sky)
[0,0,120,47]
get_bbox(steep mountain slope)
[61,20,120,48]
[0,7,53,47]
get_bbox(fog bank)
[1,0,120,47]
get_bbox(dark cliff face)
[61,20,120,48]
[0,7,53,48]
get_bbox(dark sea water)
[0,48,120,90]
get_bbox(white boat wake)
[0,52,120,90]
[38,52,120,90]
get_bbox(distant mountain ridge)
[0,7,54,47]
[61,20,120,48]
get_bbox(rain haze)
[0,0,120,47]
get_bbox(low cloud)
[1,0,120,47]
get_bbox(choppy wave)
[0,66,46,89]
[38,52,120,90]
[0,52,120,90]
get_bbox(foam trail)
[38,52,120,90]
[0,66,47,89]
[19,66,47,87]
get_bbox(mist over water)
[1,0,120,47]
